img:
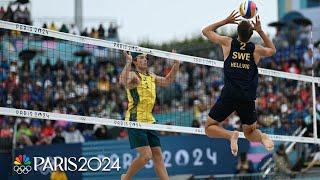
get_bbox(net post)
[310,25,318,140]
[312,81,317,139]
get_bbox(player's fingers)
[235,14,241,19]
[230,10,235,16]
[232,11,239,17]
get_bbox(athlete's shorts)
[127,128,161,149]
[208,98,257,125]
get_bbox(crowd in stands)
[0,2,319,158]
[0,4,31,25]
[42,22,119,41]
[0,3,119,41]
[0,55,129,148]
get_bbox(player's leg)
[242,123,274,151]
[148,130,169,180]
[151,147,168,180]
[236,101,274,151]
[122,129,153,180]
[205,99,239,156]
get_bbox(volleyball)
[239,0,258,19]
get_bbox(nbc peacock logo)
[13,154,32,174]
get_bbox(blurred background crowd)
[0,0,320,175]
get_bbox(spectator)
[97,24,105,39]
[75,80,89,97]
[81,27,89,37]
[59,24,69,33]
[90,28,98,39]
[13,5,23,23]
[191,119,200,128]
[94,126,112,140]
[0,123,13,138]
[69,24,80,35]
[21,7,31,25]
[273,144,293,176]
[3,5,13,22]
[49,22,58,31]
[117,128,128,139]
[42,23,48,29]
[107,22,118,40]
[41,120,55,138]
[51,127,65,144]
[62,124,85,143]
[16,121,33,146]
[97,76,110,92]
[236,153,254,174]
[303,45,314,69]
[29,121,42,145]
[0,6,5,19]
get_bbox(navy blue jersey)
[221,38,258,101]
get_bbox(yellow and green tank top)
[125,71,156,124]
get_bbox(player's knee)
[205,118,219,135]
[205,126,212,135]
[139,152,153,163]
[152,152,163,162]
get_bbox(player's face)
[136,54,148,69]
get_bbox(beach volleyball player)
[119,51,180,180]
[202,11,276,156]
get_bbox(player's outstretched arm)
[253,15,276,62]
[154,49,180,87]
[202,10,240,46]
[119,51,140,89]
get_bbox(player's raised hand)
[123,51,133,64]
[224,10,241,24]
[171,49,180,65]
[252,15,262,32]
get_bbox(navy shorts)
[127,128,161,149]
[208,98,257,125]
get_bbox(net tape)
[0,20,319,144]
[1,107,319,144]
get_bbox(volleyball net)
[0,20,319,144]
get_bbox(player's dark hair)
[237,20,253,42]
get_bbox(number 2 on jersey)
[240,42,246,50]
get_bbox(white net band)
[0,107,319,144]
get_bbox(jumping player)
[202,11,275,156]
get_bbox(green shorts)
[127,128,161,149]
